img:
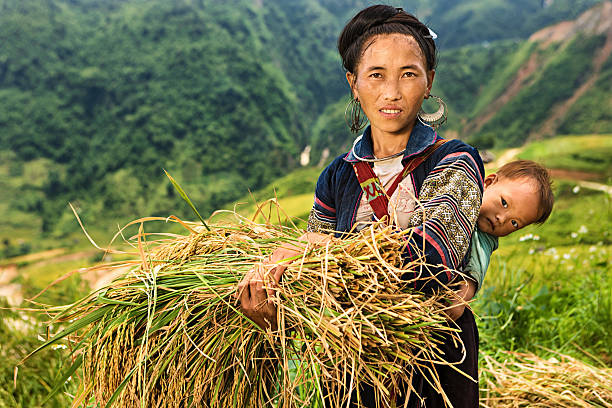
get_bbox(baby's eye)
[501,198,508,208]
[511,220,519,228]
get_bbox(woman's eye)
[511,220,519,228]
[369,73,382,78]
[402,72,416,78]
[501,198,508,208]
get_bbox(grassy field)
[474,183,611,360]
[1,135,610,406]
[517,134,612,180]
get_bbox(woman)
[239,5,484,407]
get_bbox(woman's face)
[347,33,434,138]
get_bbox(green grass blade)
[42,354,83,404]
[27,306,112,359]
[163,169,210,231]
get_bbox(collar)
[344,120,439,163]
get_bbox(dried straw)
[481,351,612,407]
[32,215,466,408]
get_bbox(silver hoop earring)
[344,97,367,133]
[418,94,447,129]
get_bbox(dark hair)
[497,160,554,225]
[338,5,437,75]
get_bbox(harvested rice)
[32,215,466,407]
[481,351,612,407]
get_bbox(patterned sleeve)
[404,150,484,290]
[307,162,337,234]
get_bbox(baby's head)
[478,160,554,237]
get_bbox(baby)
[447,160,554,320]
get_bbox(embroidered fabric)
[406,154,482,268]
[307,209,336,233]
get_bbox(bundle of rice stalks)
[31,214,465,408]
[481,351,612,407]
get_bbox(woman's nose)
[383,79,401,100]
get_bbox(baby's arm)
[445,228,497,320]
[445,277,477,321]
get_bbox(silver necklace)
[350,134,406,163]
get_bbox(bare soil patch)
[548,168,604,181]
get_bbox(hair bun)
[338,5,437,73]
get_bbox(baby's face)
[477,175,541,237]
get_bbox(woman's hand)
[445,278,477,321]
[237,232,333,330]
[237,262,284,331]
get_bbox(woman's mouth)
[379,108,402,118]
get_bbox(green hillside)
[471,34,608,146]
[559,51,612,134]
[458,2,612,147]
[0,0,338,246]
[416,0,603,49]
[0,0,610,258]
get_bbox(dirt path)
[0,264,22,305]
[80,264,134,291]
[5,248,66,265]
[549,169,612,195]
[548,168,604,181]
[576,180,612,195]
[488,147,523,168]
[26,249,102,268]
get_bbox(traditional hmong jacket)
[307,122,485,290]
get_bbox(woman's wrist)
[300,232,333,247]
[268,232,333,264]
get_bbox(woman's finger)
[249,277,266,304]
[264,266,277,302]
[272,264,286,284]
[266,264,286,304]
[235,266,255,299]
[239,274,252,310]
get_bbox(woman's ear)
[484,173,498,189]
[346,71,358,99]
[426,70,435,95]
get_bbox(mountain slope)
[460,1,612,147]
[0,0,310,230]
